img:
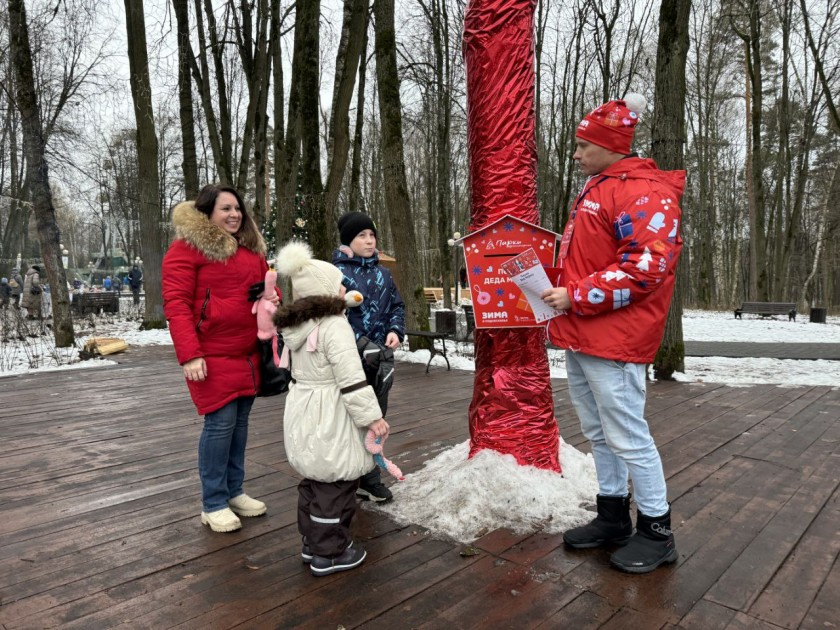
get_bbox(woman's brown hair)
[194,184,266,254]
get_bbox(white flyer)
[500,248,562,323]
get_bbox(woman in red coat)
[163,184,279,533]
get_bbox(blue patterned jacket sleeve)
[333,248,405,344]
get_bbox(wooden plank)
[798,546,840,630]
[534,590,619,629]
[745,482,840,628]
[678,599,738,629]
[703,413,840,614]
[564,456,801,623]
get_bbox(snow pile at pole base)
[373,439,598,544]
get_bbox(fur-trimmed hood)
[274,296,347,350]
[171,201,266,261]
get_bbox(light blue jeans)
[565,350,668,517]
[198,396,254,512]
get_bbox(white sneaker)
[200,507,242,532]
[228,493,267,517]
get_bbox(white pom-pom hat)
[623,92,647,114]
[276,241,344,299]
[576,92,647,154]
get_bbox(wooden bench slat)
[405,330,452,373]
[71,292,120,315]
[735,302,796,320]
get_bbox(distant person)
[22,265,43,320]
[332,211,405,504]
[0,278,10,309]
[541,94,683,574]
[274,240,389,576]
[103,276,112,291]
[163,183,278,533]
[9,268,23,308]
[113,276,122,295]
[128,264,143,306]
[459,266,468,289]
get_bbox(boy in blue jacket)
[332,212,405,503]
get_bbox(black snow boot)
[563,494,633,549]
[610,508,678,574]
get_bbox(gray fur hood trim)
[171,201,265,261]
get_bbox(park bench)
[462,304,475,341]
[405,330,452,373]
[424,287,445,304]
[72,292,120,315]
[423,289,438,316]
[734,301,796,321]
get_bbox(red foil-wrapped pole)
[463,0,560,472]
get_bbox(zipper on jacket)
[196,288,210,332]
[247,357,258,394]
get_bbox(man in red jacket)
[542,94,683,574]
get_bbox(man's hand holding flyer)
[500,248,562,323]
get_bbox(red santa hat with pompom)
[576,93,647,155]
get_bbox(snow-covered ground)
[2,306,837,544]
[396,308,840,387]
[2,307,838,384]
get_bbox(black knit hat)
[338,212,377,246]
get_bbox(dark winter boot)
[610,508,678,574]
[563,495,633,549]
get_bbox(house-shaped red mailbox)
[455,215,560,328]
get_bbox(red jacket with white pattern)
[547,157,684,364]
[163,202,270,415]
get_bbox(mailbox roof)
[453,215,561,245]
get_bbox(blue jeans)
[565,350,668,516]
[198,396,254,512]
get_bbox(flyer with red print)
[458,215,560,328]
[500,249,561,324]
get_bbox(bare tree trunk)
[798,0,840,133]
[802,162,838,307]
[591,0,619,102]
[297,0,328,258]
[324,0,369,226]
[172,0,200,199]
[203,0,233,182]
[8,0,74,346]
[231,0,271,217]
[349,7,371,215]
[124,0,164,328]
[235,0,272,226]
[651,0,690,380]
[1,86,28,279]
[743,57,758,300]
[189,0,227,184]
[373,0,425,333]
[733,0,769,300]
[418,0,454,307]
[272,0,301,260]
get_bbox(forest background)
[0,0,838,356]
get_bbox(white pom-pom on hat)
[276,240,344,299]
[623,93,647,115]
[276,241,313,277]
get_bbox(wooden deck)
[1,345,838,629]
